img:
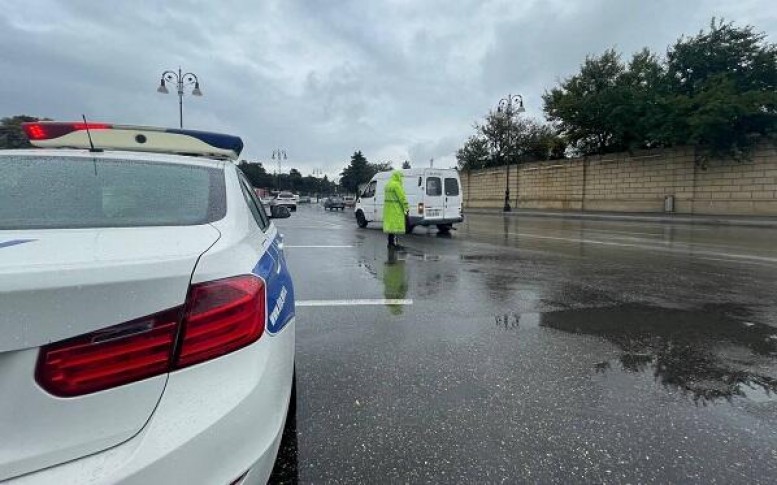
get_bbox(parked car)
[355,168,463,233]
[343,195,356,207]
[324,195,345,211]
[1,121,295,484]
[298,195,311,204]
[271,191,298,212]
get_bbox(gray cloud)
[1,0,775,178]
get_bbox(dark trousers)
[388,234,397,246]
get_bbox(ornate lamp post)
[496,94,525,212]
[157,68,202,128]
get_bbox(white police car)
[0,122,295,484]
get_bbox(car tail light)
[36,308,180,397]
[22,122,112,140]
[36,275,265,397]
[176,276,265,368]
[418,203,424,215]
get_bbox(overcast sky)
[1,0,775,178]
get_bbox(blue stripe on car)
[252,236,295,335]
[165,128,244,155]
[0,239,36,249]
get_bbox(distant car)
[343,195,356,207]
[298,195,311,204]
[324,195,345,211]
[271,191,297,212]
[1,121,295,484]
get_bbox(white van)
[354,168,463,233]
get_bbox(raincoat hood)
[390,171,403,183]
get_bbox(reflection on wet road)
[271,206,777,484]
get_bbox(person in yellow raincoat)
[383,171,409,248]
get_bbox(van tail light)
[418,203,424,215]
[36,275,265,397]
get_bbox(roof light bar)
[20,121,243,160]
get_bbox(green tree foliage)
[543,19,777,161]
[339,152,393,193]
[456,135,490,170]
[456,113,566,170]
[237,160,274,188]
[0,115,42,149]
[238,161,333,194]
[543,49,667,154]
[663,19,777,161]
[339,151,370,193]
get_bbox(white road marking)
[297,299,413,307]
[286,245,354,248]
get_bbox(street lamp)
[157,68,202,128]
[272,149,287,190]
[496,93,525,212]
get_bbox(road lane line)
[286,245,354,248]
[297,299,413,307]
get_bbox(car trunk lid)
[0,225,220,481]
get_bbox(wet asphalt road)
[269,204,777,484]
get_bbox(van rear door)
[443,175,462,220]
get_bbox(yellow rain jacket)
[383,171,409,234]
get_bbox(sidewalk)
[464,208,777,228]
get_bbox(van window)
[362,181,376,198]
[426,177,442,196]
[445,178,460,196]
[418,177,422,187]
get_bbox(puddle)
[540,303,777,404]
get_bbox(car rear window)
[0,155,225,229]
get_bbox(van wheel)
[356,211,368,228]
[437,224,452,233]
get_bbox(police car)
[0,122,295,484]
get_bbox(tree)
[237,160,274,188]
[543,19,777,161]
[401,160,411,169]
[456,135,490,170]
[288,168,302,191]
[663,19,777,161]
[339,151,371,193]
[543,49,633,155]
[0,115,42,149]
[369,161,393,175]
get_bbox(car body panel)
[0,149,295,483]
[0,225,221,481]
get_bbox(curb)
[463,209,777,228]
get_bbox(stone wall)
[460,144,777,215]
